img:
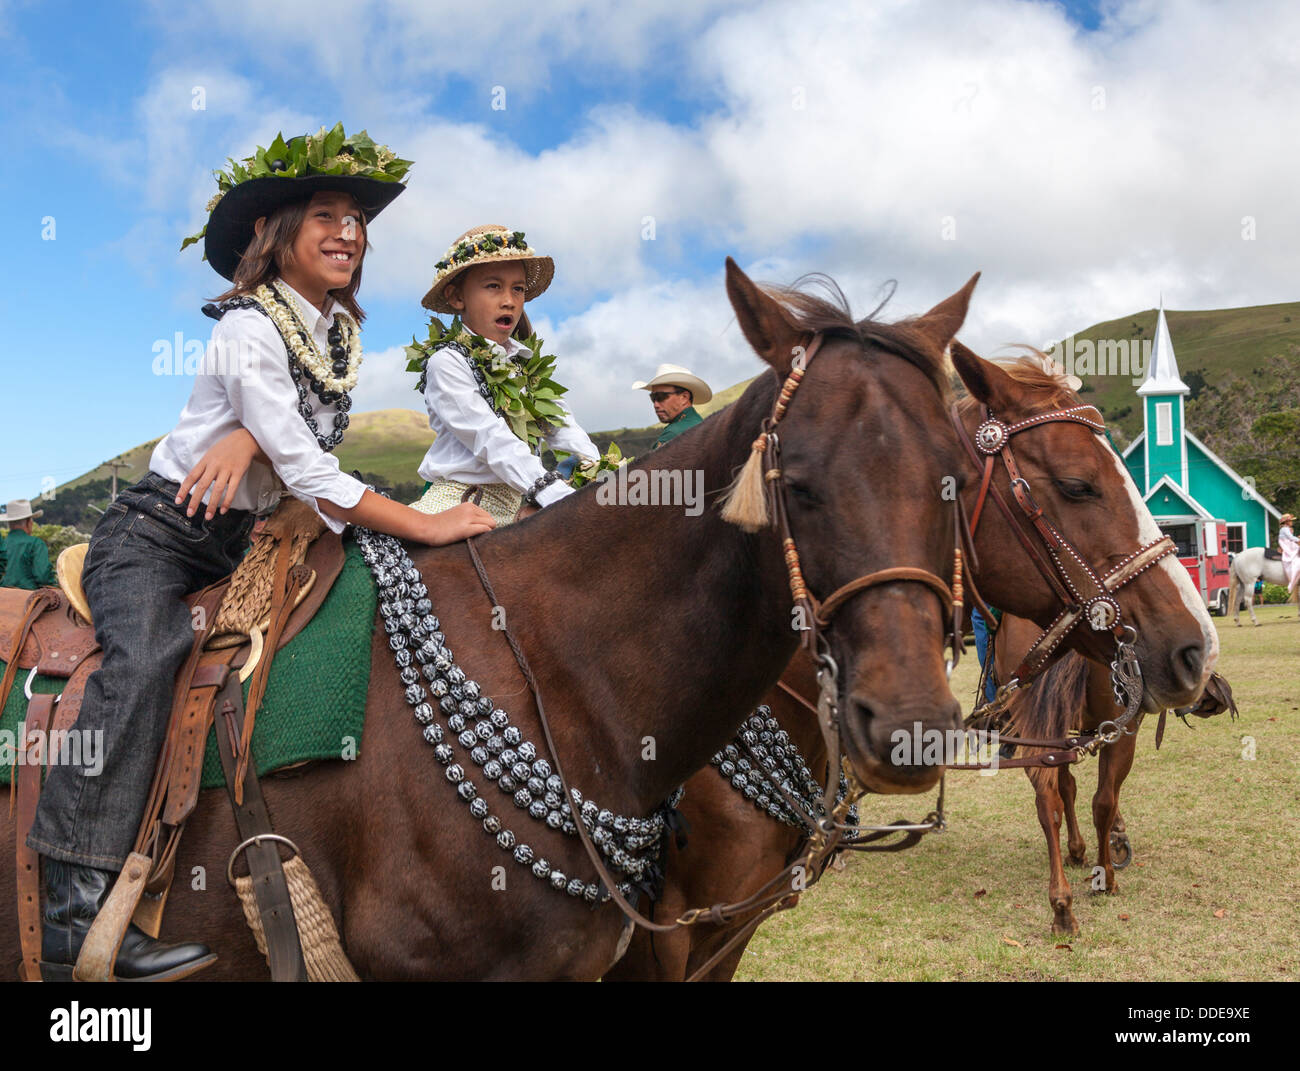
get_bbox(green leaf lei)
[405,317,630,476]
[181,123,413,252]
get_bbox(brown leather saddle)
[3,505,347,981]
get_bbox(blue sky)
[2,0,1295,506]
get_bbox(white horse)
[1227,547,1300,625]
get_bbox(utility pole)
[102,458,130,503]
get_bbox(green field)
[734,606,1300,981]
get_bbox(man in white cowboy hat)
[1,499,55,590]
[633,364,712,449]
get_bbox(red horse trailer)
[1158,519,1233,615]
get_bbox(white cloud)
[125,0,1300,413]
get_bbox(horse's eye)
[788,481,820,505]
[1054,478,1096,501]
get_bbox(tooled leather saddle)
[2,500,346,981]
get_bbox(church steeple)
[1137,298,1189,396]
[1137,297,1189,494]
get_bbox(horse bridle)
[948,399,1178,760]
[751,333,968,821]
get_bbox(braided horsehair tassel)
[720,354,809,532]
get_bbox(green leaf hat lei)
[184,123,413,280]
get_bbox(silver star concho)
[974,418,1009,455]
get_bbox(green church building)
[1122,301,1281,558]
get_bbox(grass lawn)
[734,605,1300,981]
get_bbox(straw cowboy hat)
[2,499,43,523]
[422,225,555,314]
[632,364,713,405]
[1282,513,1296,525]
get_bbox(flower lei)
[249,281,362,451]
[182,123,412,252]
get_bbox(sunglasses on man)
[649,390,684,403]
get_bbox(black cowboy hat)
[204,172,405,282]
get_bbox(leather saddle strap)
[213,685,306,982]
[133,584,229,866]
[0,590,60,728]
[15,693,57,981]
[235,539,304,804]
[139,655,241,918]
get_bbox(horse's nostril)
[1173,643,1204,691]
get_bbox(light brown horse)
[605,347,1220,981]
[1,260,981,981]
[994,614,1236,936]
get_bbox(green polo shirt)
[1,528,56,590]
[653,406,703,449]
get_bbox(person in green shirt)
[1,499,56,590]
[633,364,712,449]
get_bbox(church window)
[1155,402,1173,445]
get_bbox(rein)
[943,399,1178,770]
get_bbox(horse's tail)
[1004,652,1090,748]
[1227,562,1241,615]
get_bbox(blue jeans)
[27,473,252,870]
[971,607,998,705]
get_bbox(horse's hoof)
[1068,852,1088,867]
[1104,880,1120,895]
[1110,831,1133,869]
[1052,916,1080,936]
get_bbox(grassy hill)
[30,298,1298,518]
[1050,300,1300,443]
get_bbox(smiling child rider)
[25,127,493,982]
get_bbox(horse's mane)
[758,275,951,398]
[1004,650,1090,743]
[956,350,1080,417]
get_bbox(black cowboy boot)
[41,858,217,981]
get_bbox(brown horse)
[0,260,980,981]
[994,613,1235,936]
[605,348,1220,981]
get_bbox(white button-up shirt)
[417,335,599,508]
[151,282,366,533]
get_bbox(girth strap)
[213,684,307,982]
[15,693,57,981]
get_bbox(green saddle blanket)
[0,539,377,789]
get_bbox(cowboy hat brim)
[421,253,555,314]
[632,371,712,405]
[2,508,42,522]
[204,174,406,282]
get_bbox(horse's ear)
[951,340,1022,413]
[914,272,981,355]
[726,257,803,375]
